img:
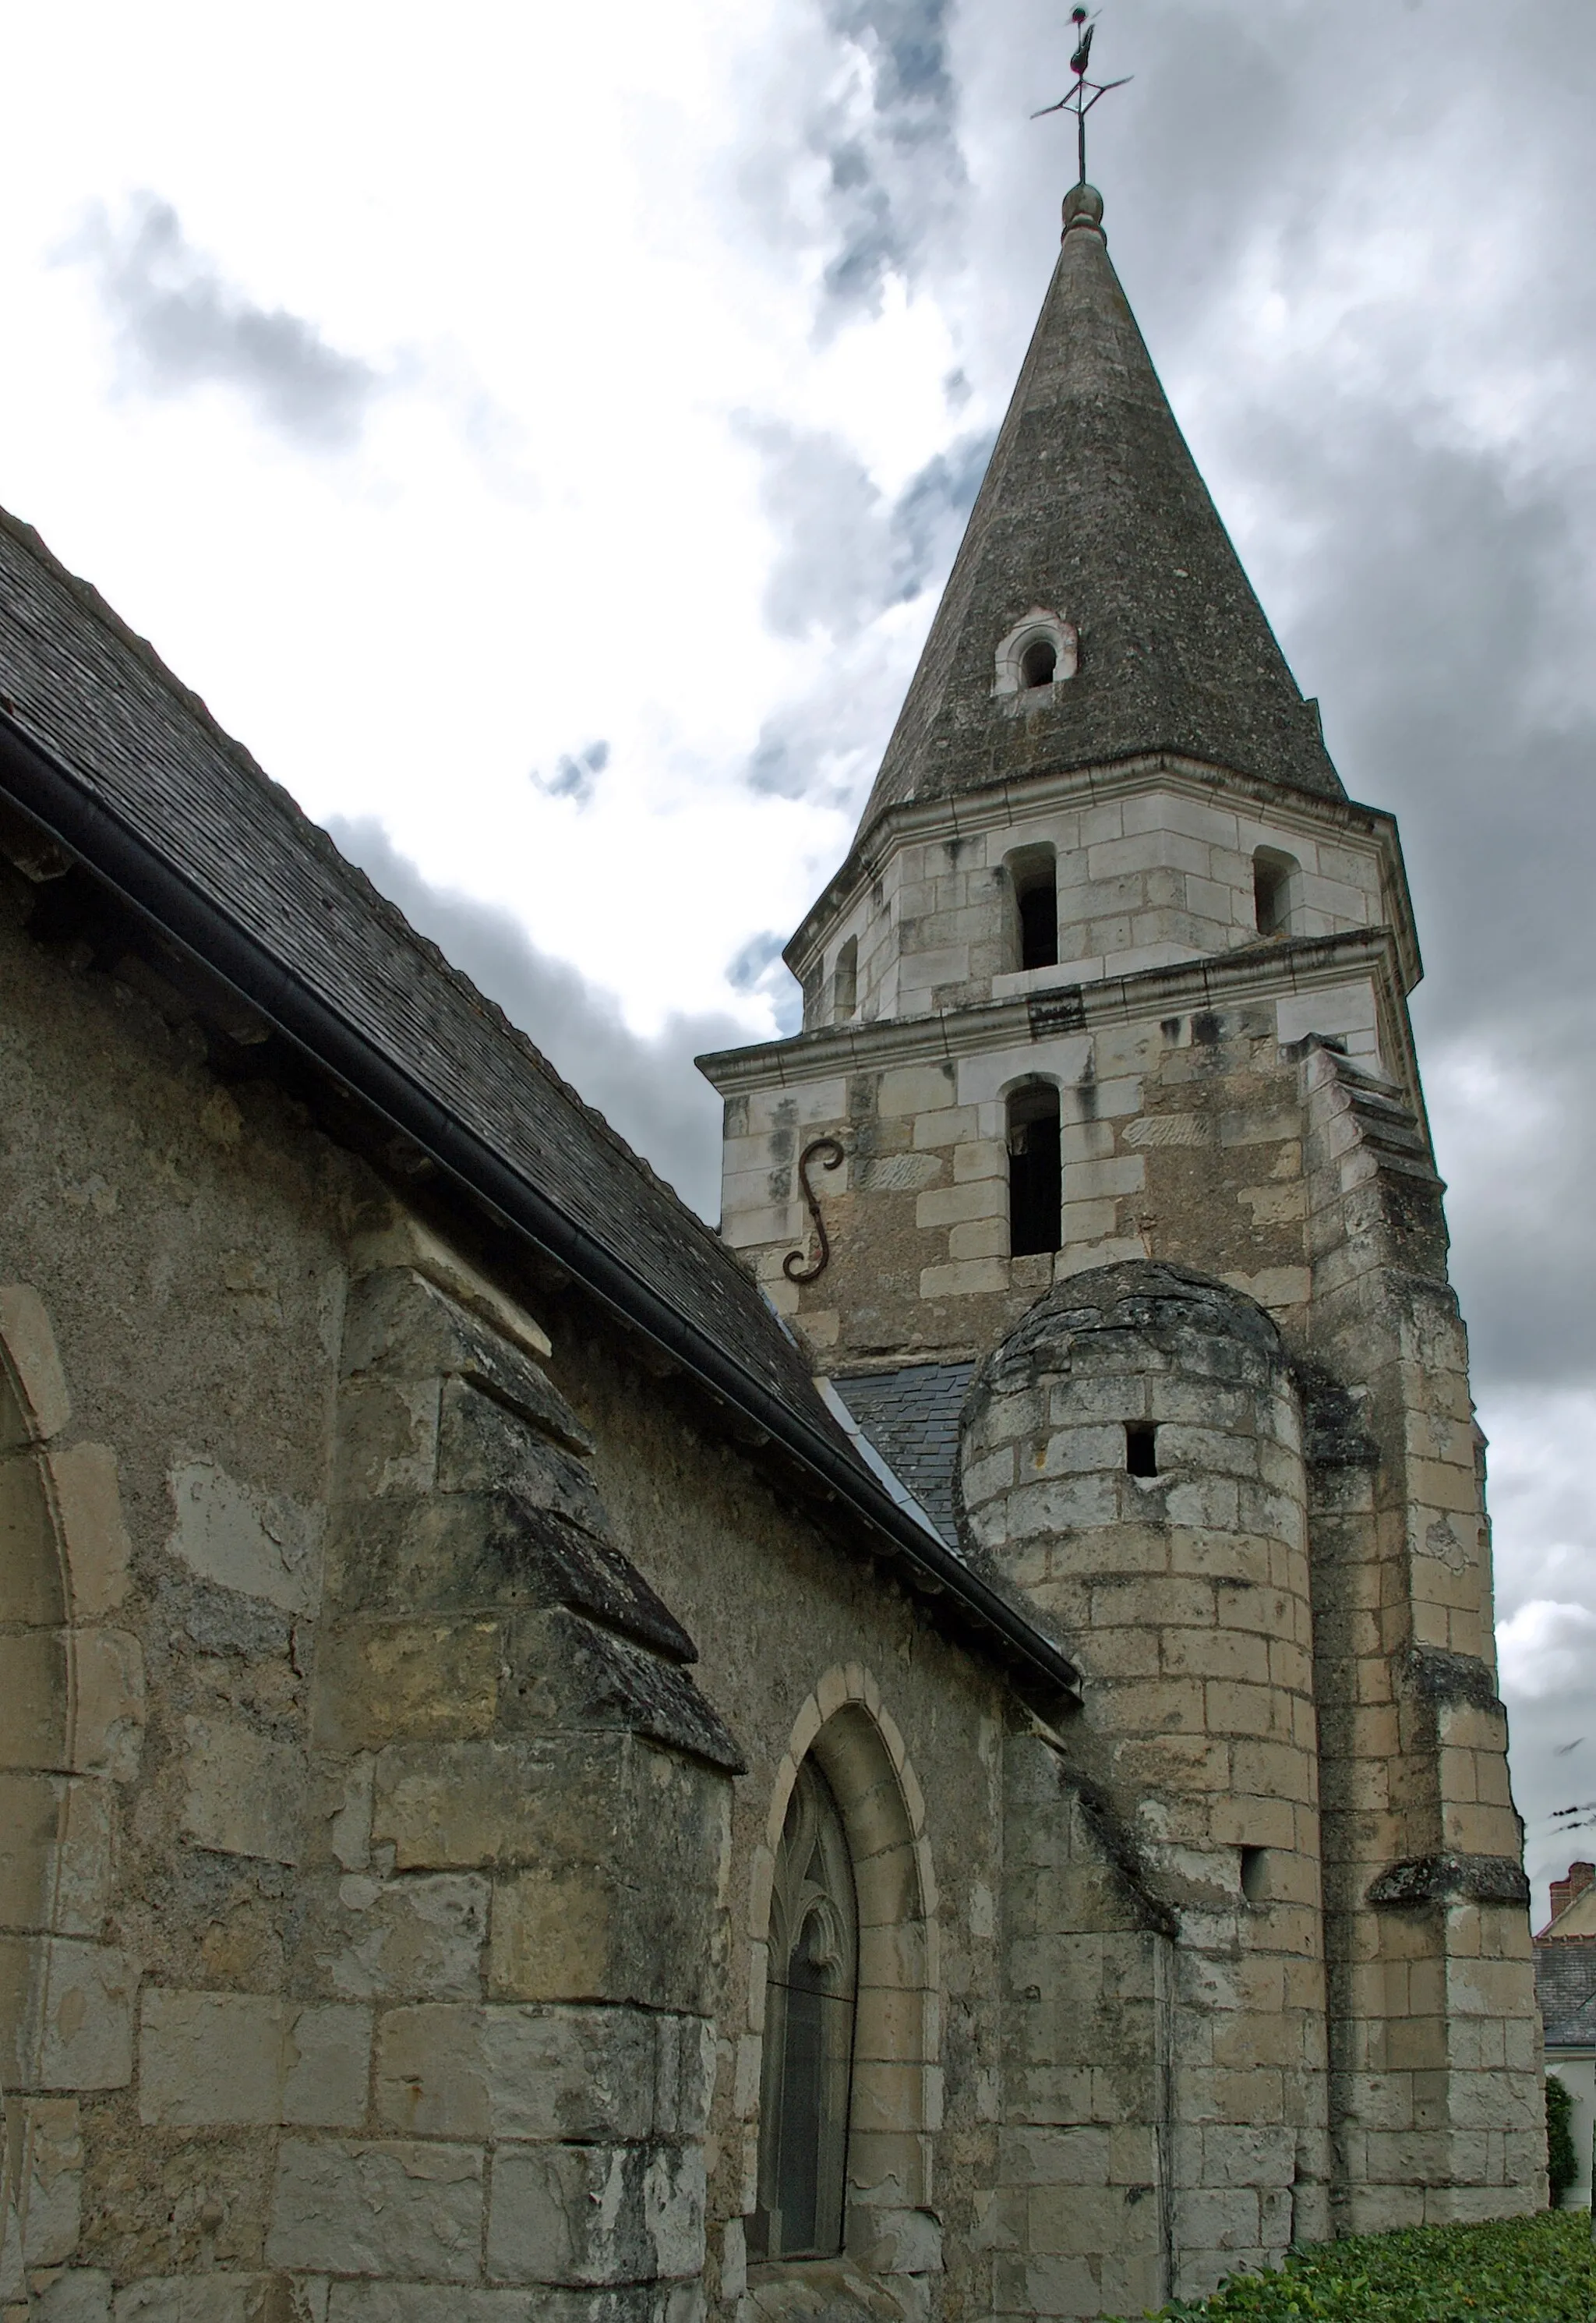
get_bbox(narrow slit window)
[1125,1422,1158,1476]
[1008,847,1059,971]
[1253,848,1298,938]
[753,1760,858,2261]
[1240,1846,1268,1904]
[832,935,858,1022]
[1020,637,1058,689]
[1008,1083,1062,1257]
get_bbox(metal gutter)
[0,707,1079,1704]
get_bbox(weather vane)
[1033,6,1131,186]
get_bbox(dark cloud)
[814,0,964,316]
[741,415,993,643]
[726,931,786,990]
[535,739,610,807]
[735,0,965,322]
[726,932,803,1034]
[325,816,754,1218]
[62,194,382,451]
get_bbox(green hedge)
[1109,2210,1595,2321]
[1546,2070,1579,2205]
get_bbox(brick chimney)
[1549,1861,1596,1925]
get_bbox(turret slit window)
[1253,848,1298,938]
[832,935,859,1022]
[1007,846,1059,971]
[1008,1082,1062,1257]
[754,1759,859,2260]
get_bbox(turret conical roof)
[854,186,1341,846]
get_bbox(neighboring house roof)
[831,1363,976,1551]
[850,184,1341,858]
[1537,1939,1596,2049]
[0,507,1078,1703]
[1542,1885,1596,1941]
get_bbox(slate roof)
[0,509,833,1414]
[1537,1939,1596,2049]
[832,1362,975,1550]
[0,505,1079,1699]
[853,185,1342,854]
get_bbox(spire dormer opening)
[1006,846,1059,973]
[1021,638,1058,689]
[993,610,1079,702]
[1007,1081,1062,1257]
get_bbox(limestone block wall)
[994,1731,1174,2322]
[794,775,1393,1032]
[1297,1041,1544,2229]
[560,1332,1022,2322]
[0,872,1029,2322]
[0,1288,143,2308]
[718,992,1386,1370]
[960,1264,1329,2304]
[276,1247,742,2315]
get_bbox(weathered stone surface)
[486,2141,705,2286]
[0,1935,135,2089]
[139,1990,372,2129]
[340,1268,571,1442]
[500,1611,743,1771]
[113,2277,298,2321]
[181,1717,305,1865]
[166,1462,324,1615]
[265,2140,484,2279]
[314,1873,488,2003]
[138,1989,283,2126]
[50,1441,132,1618]
[0,1774,112,1936]
[325,2286,701,2322]
[34,2272,111,2323]
[0,1284,72,1442]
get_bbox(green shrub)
[1109,2209,1596,2321]
[1547,2069,1579,2205]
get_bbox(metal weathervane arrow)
[1032,5,1132,185]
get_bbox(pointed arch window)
[754,1759,859,2260]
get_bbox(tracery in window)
[753,1758,859,2260]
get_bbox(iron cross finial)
[1032,5,1132,186]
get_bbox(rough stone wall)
[0,863,1063,2321]
[722,994,1382,1368]
[962,1266,1329,2306]
[553,1332,1022,2322]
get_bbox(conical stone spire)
[854,184,1340,847]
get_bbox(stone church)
[0,177,1543,2323]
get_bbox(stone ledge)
[1366,1854,1530,1909]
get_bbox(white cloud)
[1499,1601,1596,1704]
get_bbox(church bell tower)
[700,177,1543,2268]
[701,179,1418,1369]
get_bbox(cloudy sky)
[2,0,1592,1915]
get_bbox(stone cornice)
[701,925,1418,1109]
